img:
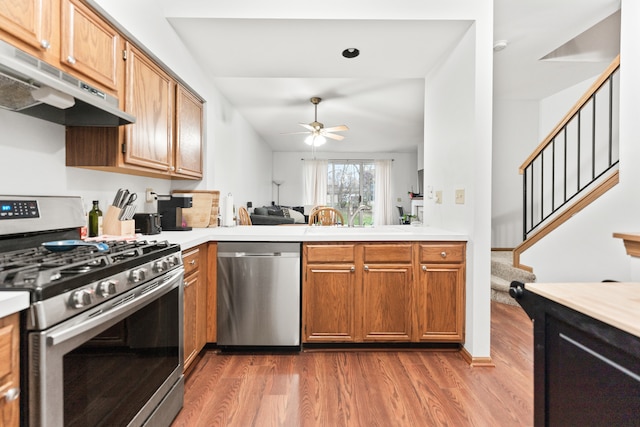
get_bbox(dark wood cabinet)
[512,282,640,427]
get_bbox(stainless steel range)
[0,195,184,427]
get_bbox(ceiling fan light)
[304,134,314,146]
[314,135,327,146]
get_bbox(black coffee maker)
[157,195,193,231]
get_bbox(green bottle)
[88,200,103,237]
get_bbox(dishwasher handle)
[218,251,300,258]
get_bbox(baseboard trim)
[460,347,495,367]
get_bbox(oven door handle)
[47,267,183,346]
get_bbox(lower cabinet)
[182,244,207,372]
[0,313,19,427]
[415,243,466,342]
[302,241,465,344]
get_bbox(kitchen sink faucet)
[348,204,371,227]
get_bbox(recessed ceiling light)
[342,48,360,59]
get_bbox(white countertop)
[0,291,30,318]
[527,282,640,339]
[152,224,468,251]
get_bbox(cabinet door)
[0,0,54,59]
[361,263,412,341]
[303,264,356,342]
[0,313,20,427]
[124,42,174,173]
[183,272,199,370]
[416,263,465,342]
[174,85,203,179]
[60,0,119,92]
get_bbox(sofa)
[250,205,306,225]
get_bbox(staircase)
[491,251,536,306]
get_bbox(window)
[327,160,375,225]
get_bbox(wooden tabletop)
[527,282,640,339]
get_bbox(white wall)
[271,151,417,214]
[491,99,539,248]
[521,0,640,283]
[424,16,494,358]
[0,0,274,218]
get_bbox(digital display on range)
[0,200,39,219]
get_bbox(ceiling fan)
[285,97,349,147]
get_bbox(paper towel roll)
[224,193,234,226]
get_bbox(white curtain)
[302,159,328,206]
[374,159,393,225]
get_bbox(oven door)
[27,267,184,427]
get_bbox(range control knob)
[129,268,146,284]
[71,289,93,308]
[153,260,168,273]
[167,255,179,267]
[97,280,117,298]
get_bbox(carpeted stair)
[491,251,536,306]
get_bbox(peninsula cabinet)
[182,244,207,373]
[361,244,412,341]
[302,242,464,345]
[66,42,204,180]
[0,313,19,427]
[415,242,466,342]
[303,244,357,342]
[0,0,122,96]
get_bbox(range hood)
[0,39,135,126]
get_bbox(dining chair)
[308,207,344,225]
[237,206,252,225]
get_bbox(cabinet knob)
[190,259,196,265]
[4,387,19,402]
[350,266,355,272]
[40,39,50,49]
[364,265,369,271]
[169,166,175,171]
[67,56,76,65]
[183,280,189,288]
[422,265,427,271]
[440,251,447,258]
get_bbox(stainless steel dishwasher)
[217,242,301,349]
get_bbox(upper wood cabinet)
[66,42,204,180]
[0,0,121,96]
[123,42,174,173]
[60,0,120,92]
[175,84,203,178]
[0,0,56,61]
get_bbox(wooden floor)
[172,302,533,427]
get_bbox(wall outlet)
[397,197,402,202]
[145,188,155,203]
[435,190,442,204]
[427,186,434,199]
[455,188,465,204]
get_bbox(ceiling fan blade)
[280,131,312,135]
[323,125,349,133]
[323,132,345,141]
[298,123,315,131]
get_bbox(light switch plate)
[455,189,465,204]
[435,191,442,204]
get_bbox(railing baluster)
[609,75,614,166]
[592,94,596,180]
[522,63,619,240]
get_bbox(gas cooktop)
[0,240,180,301]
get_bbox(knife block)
[103,205,135,236]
